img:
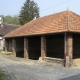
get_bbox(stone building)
[0,18,20,50]
[3,10,80,67]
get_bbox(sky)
[0,0,80,17]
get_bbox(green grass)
[4,52,11,55]
[0,69,9,80]
[5,52,10,55]
[0,51,11,55]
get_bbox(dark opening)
[7,39,12,52]
[73,34,80,59]
[28,36,41,60]
[16,37,24,58]
[46,34,64,59]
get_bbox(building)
[0,18,20,50]
[3,10,80,67]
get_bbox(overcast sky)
[0,0,79,17]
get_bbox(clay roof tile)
[3,10,80,38]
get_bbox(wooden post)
[24,37,29,59]
[41,36,46,59]
[12,38,16,57]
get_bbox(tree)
[19,0,39,25]
[4,15,13,24]
[12,15,20,25]
[0,15,20,25]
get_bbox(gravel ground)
[0,54,80,80]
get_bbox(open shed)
[3,10,80,67]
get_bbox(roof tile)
[0,24,20,36]
[3,10,80,38]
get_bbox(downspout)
[64,32,66,67]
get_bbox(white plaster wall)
[0,36,4,50]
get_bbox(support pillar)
[64,33,73,67]
[24,37,29,59]
[41,36,46,59]
[5,39,8,51]
[12,38,16,56]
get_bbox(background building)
[0,17,20,50]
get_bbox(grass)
[4,52,12,55]
[0,69,9,80]
[1,51,12,55]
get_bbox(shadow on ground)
[61,74,80,80]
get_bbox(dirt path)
[0,54,80,80]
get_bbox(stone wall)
[43,57,64,65]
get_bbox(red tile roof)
[3,10,80,38]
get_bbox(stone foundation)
[43,57,64,65]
